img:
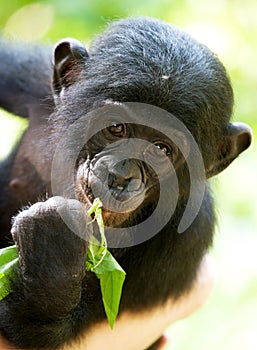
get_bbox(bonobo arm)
[0,40,55,246]
[0,39,53,118]
[0,197,89,349]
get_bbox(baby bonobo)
[0,17,251,350]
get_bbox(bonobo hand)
[11,197,89,287]
[0,197,90,349]
[10,197,89,318]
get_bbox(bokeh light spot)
[4,3,54,41]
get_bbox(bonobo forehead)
[65,17,233,156]
[86,17,233,119]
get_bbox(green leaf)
[93,251,126,329]
[0,245,18,264]
[86,199,126,329]
[0,245,19,300]
[86,239,126,328]
[87,198,106,248]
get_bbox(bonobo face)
[75,121,177,227]
[51,102,190,240]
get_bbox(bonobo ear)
[53,38,89,98]
[206,122,252,178]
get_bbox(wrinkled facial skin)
[75,123,176,227]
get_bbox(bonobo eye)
[153,142,171,156]
[107,122,127,137]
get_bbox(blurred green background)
[0,1,256,349]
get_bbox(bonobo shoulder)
[0,38,53,118]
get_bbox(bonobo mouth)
[75,162,147,226]
[84,177,146,212]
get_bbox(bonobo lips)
[76,182,146,227]
[107,172,144,200]
[86,175,146,213]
